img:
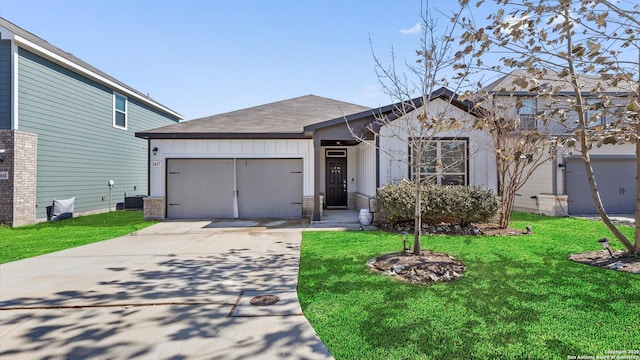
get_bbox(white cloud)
[400,23,422,35]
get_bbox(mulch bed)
[367,251,467,284]
[370,221,638,284]
[369,222,533,284]
[568,250,640,274]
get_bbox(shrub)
[376,181,416,223]
[377,182,499,226]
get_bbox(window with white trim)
[411,139,468,185]
[517,98,536,130]
[113,92,127,129]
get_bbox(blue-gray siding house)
[0,18,183,226]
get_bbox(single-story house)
[135,87,498,221]
[0,18,183,226]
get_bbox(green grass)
[298,213,638,360]
[0,211,157,264]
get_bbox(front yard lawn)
[0,211,156,264]
[298,213,638,359]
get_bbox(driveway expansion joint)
[0,300,235,311]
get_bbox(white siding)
[149,139,314,197]
[512,161,555,211]
[378,98,498,192]
[356,141,377,197]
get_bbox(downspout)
[312,134,322,222]
[375,134,380,189]
[11,42,19,130]
[146,139,151,196]
[551,156,558,195]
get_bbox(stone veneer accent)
[303,195,324,218]
[536,194,569,217]
[143,196,166,220]
[0,130,38,226]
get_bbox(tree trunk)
[499,190,514,229]
[563,16,635,253]
[578,140,634,252]
[414,181,422,255]
[635,118,640,254]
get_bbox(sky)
[0,0,474,120]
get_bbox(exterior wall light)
[152,147,158,156]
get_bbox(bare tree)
[458,0,639,253]
[470,91,561,228]
[352,2,477,255]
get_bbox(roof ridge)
[189,95,370,122]
[0,17,182,119]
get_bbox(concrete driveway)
[0,220,333,359]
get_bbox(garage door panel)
[167,159,235,219]
[236,159,303,218]
[566,158,634,214]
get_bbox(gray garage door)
[566,156,635,214]
[236,159,303,218]
[167,159,235,219]
[166,158,302,219]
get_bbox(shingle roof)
[0,17,182,119]
[483,69,635,95]
[136,95,371,139]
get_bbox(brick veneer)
[0,130,38,226]
[143,196,166,220]
[303,195,323,218]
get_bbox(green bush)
[377,182,499,226]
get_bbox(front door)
[326,157,347,207]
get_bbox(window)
[411,139,467,185]
[517,98,536,130]
[585,98,605,127]
[113,92,127,129]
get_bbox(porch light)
[152,147,158,156]
[598,238,613,258]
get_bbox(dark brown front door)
[326,157,347,207]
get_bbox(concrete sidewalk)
[0,220,333,359]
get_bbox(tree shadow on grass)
[299,243,640,359]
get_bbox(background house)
[0,18,182,226]
[484,69,635,215]
[136,88,497,221]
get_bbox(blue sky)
[0,0,472,120]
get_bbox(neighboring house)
[0,18,183,226]
[135,87,497,221]
[483,69,636,215]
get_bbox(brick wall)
[0,130,14,225]
[143,196,165,220]
[302,195,323,218]
[0,130,38,226]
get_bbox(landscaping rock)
[367,251,467,284]
[568,250,639,274]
